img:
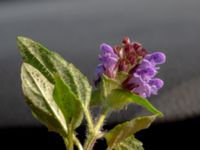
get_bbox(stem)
[82,105,94,132]
[84,108,109,150]
[63,137,69,149]
[67,124,74,150]
[73,136,83,150]
[94,109,108,131]
[64,131,83,150]
[84,133,99,150]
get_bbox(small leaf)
[21,63,67,136]
[105,115,157,150]
[53,75,83,128]
[107,89,163,117]
[17,36,92,107]
[100,75,120,98]
[90,75,120,106]
[114,136,144,150]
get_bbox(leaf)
[21,63,67,136]
[100,75,121,98]
[107,89,163,117]
[53,75,83,128]
[90,90,103,106]
[90,75,120,106]
[105,115,157,150]
[114,136,144,150]
[17,36,92,107]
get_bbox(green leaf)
[21,63,67,136]
[100,75,120,98]
[115,136,144,150]
[107,89,163,117]
[90,90,103,106]
[17,36,92,107]
[90,75,120,106]
[53,75,83,128]
[105,115,157,150]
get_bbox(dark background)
[0,0,200,149]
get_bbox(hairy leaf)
[105,115,157,149]
[21,63,67,136]
[17,36,92,107]
[90,75,120,106]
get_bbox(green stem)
[67,124,74,150]
[82,105,94,132]
[73,136,83,150]
[84,132,98,150]
[64,132,83,150]
[63,137,69,149]
[84,108,109,150]
[94,109,108,131]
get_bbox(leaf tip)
[158,112,164,118]
[17,36,25,42]
[17,36,32,46]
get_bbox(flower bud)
[118,59,128,71]
[122,37,131,45]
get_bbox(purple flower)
[94,43,119,83]
[126,52,166,98]
[100,43,115,54]
[94,64,104,85]
[128,73,152,98]
[145,52,166,65]
[135,59,157,81]
[94,37,166,99]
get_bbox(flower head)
[94,37,166,98]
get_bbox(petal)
[145,52,166,64]
[135,59,157,81]
[148,78,164,95]
[94,64,104,81]
[100,43,114,54]
[128,73,152,98]
[149,78,164,89]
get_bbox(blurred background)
[0,0,200,149]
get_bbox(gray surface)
[0,0,200,127]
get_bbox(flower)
[145,52,166,65]
[94,43,119,82]
[135,59,157,81]
[94,37,166,98]
[128,73,152,98]
[126,55,165,98]
[94,64,104,85]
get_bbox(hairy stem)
[94,108,108,131]
[83,130,102,150]
[82,105,94,132]
[84,108,109,150]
